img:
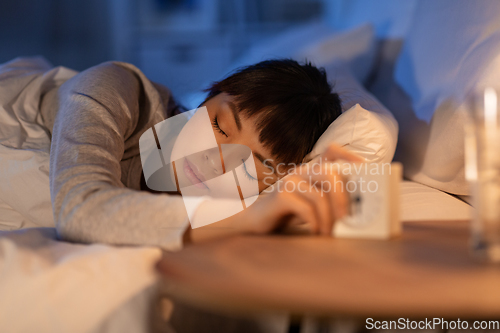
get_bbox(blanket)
[0,57,76,229]
[0,227,161,333]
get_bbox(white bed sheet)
[400,180,472,222]
[0,228,161,333]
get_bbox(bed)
[3,0,498,332]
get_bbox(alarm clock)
[333,162,402,239]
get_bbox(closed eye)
[211,116,228,137]
[242,159,257,181]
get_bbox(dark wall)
[0,0,112,70]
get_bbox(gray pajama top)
[42,61,189,250]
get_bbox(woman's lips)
[183,158,208,189]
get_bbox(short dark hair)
[204,59,342,164]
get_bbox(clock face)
[341,175,383,228]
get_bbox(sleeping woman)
[42,58,362,249]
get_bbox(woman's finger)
[288,175,331,235]
[277,191,320,234]
[305,167,349,230]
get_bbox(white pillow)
[392,0,500,195]
[305,64,398,164]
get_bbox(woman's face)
[174,92,281,196]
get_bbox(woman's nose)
[204,148,223,176]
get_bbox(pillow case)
[266,64,398,196]
[305,64,398,164]
[392,0,500,195]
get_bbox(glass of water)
[465,87,500,262]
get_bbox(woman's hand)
[186,144,364,244]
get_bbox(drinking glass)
[465,87,500,262]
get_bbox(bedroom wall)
[0,0,113,70]
[0,0,326,98]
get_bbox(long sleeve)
[49,62,189,250]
